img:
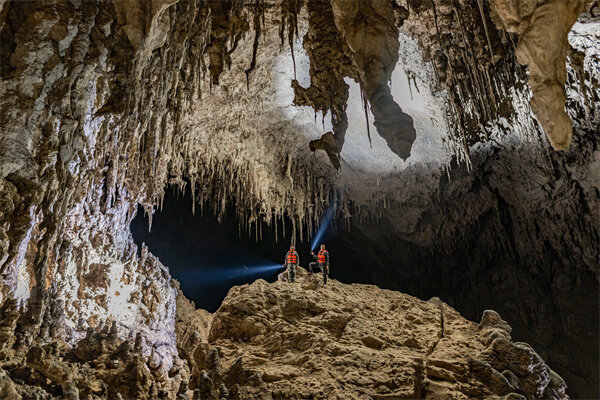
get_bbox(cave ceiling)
[0,0,597,285]
[0,0,596,227]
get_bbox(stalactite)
[476,0,494,60]
[404,0,525,156]
[245,0,263,90]
[360,84,373,149]
[280,0,303,80]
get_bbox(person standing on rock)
[284,245,299,283]
[309,244,330,284]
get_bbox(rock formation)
[175,268,568,400]
[0,286,188,399]
[0,0,597,398]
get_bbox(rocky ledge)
[177,267,568,400]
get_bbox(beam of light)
[236,263,284,278]
[175,260,284,287]
[310,203,336,251]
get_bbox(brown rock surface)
[0,286,190,400]
[177,268,568,399]
[175,280,212,370]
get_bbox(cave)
[1,1,598,399]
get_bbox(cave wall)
[0,0,217,375]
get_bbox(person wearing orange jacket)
[284,245,299,282]
[309,244,330,284]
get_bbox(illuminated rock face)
[0,0,598,398]
[0,0,211,380]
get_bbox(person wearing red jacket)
[284,245,299,282]
[310,244,330,284]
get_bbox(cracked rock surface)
[174,268,567,400]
